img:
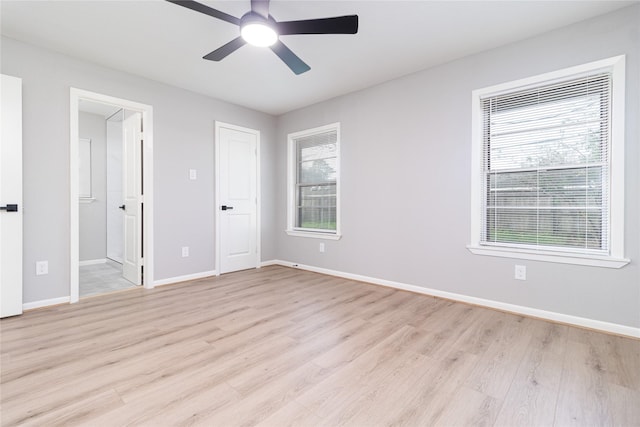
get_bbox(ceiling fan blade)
[166,0,240,26]
[203,37,247,61]
[251,0,270,19]
[277,15,358,35]
[270,40,310,75]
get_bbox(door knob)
[119,205,126,210]
[0,204,18,212]
[221,205,234,211]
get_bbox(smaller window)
[287,123,341,239]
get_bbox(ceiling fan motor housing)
[240,12,278,46]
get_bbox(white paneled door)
[0,74,23,318]
[217,123,259,274]
[122,112,142,285]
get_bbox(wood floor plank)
[90,379,241,427]
[196,361,330,427]
[493,322,567,426]
[415,303,488,360]
[383,349,481,426]
[463,315,537,400]
[317,351,433,427]
[1,339,213,425]
[1,265,638,427]
[117,335,297,403]
[227,317,370,396]
[432,386,501,427]
[16,389,124,427]
[255,400,323,427]
[295,325,427,419]
[567,326,640,389]
[554,339,640,426]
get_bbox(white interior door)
[106,115,123,263]
[217,124,258,274]
[122,112,142,285]
[0,74,23,318]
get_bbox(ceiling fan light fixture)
[168,0,359,74]
[241,21,278,47]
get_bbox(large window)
[469,56,628,268]
[287,123,340,239]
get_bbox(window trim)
[468,56,628,268]
[286,122,341,240]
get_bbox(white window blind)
[481,73,612,254]
[294,129,337,232]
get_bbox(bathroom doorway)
[70,89,154,303]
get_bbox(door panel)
[228,214,251,256]
[218,125,258,273]
[228,140,252,199]
[0,74,23,318]
[122,112,142,285]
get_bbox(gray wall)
[274,5,640,329]
[1,36,277,303]
[78,111,106,262]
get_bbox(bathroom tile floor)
[80,259,137,298]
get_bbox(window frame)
[468,56,628,268]
[286,122,341,240]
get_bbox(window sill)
[286,230,342,240]
[467,245,629,268]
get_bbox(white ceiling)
[1,0,635,115]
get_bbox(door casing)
[215,121,261,274]
[70,88,154,303]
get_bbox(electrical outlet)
[36,261,48,275]
[189,169,197,180]
[181,247,189,258]
[515,264,526,280]
[319,243,325,253]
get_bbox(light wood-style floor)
[1,266,639,426]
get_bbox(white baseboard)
[23,296,70,311]
[259,260,281,267]
[262,260,640,339]
[21,270,217,310]
[79,258,107,266]
[153,270,217,287]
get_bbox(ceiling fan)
[167,0,359,75]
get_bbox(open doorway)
[77,104,140,297]
[70,89,154,303]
